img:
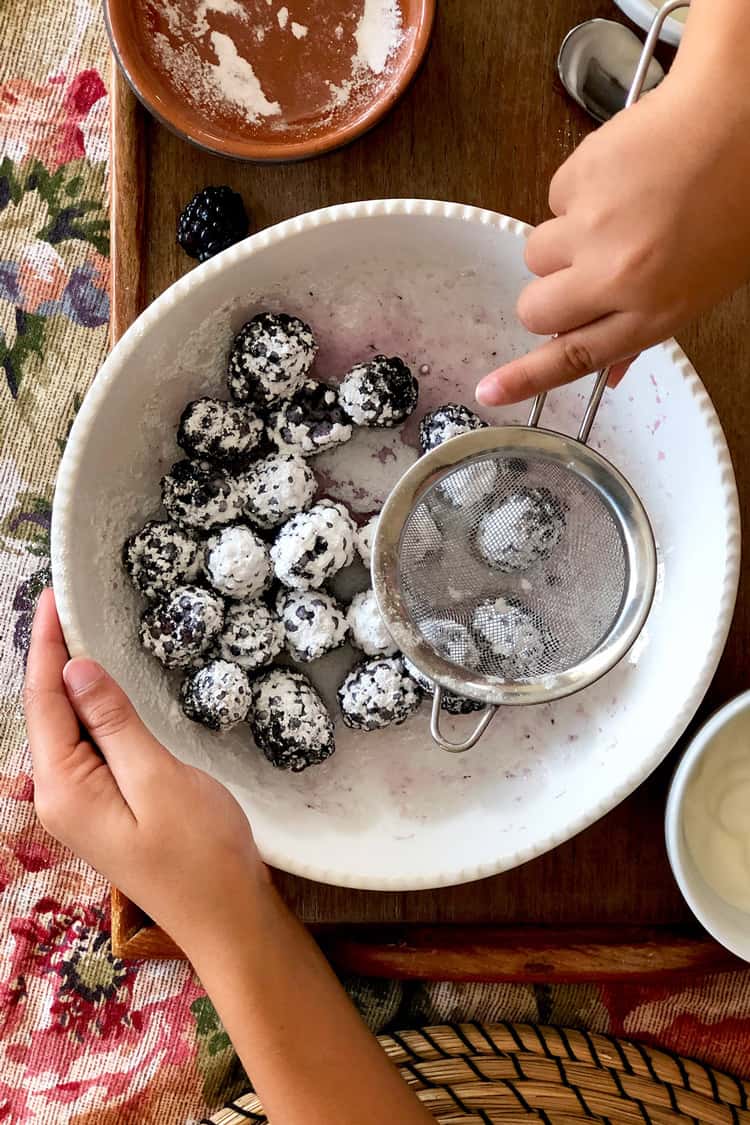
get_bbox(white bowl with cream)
[613,0,687,46]
[666,692,750,962]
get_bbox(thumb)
[63,658,172,796]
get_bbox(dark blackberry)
[177,186,249,263]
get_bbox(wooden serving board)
[109,0,749,976]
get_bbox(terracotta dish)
[104,0,435,161]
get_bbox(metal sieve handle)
[430,691,498,753]
[527,0,690,448]
[528,367,610,445]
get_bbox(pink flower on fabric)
[0,69,107,169]
[0,896,206,1120]
[65,70,106,116]
[16,242,68,313]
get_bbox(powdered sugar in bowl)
[105,0,436,160]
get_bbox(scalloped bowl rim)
[51,199,741,890]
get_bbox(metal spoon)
[557,18,665,124]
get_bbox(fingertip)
[63,658,106,697]
[476,374,509,407]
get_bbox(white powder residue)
[151,0,406,133]
[194,0,247,37]
[208,30,281,119]
[354,0,403,75]
[327,79,354,109]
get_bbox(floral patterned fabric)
[1,1,749,1121]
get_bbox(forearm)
[676,0,750,91]
[184,882,432,1125]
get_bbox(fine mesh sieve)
[371,8,682,752]
[373,372,657,752]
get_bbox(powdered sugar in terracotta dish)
[141,0,411,141]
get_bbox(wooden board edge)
[105,59,734,983]
[111,920,738,979]
[109,58,148,343]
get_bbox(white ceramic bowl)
[52,200,740,890]
[613,0,687,45]
[666,692,750,963]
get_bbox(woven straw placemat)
[202,1021,750,1124]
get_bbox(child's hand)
[24,589,269,951]
[477,68,750,406]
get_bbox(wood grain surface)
[110,0,750,966]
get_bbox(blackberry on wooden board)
[177,186,249,263]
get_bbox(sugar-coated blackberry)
[356,514,379,570]
[238,452,316,530]
[177,397,264,463]
[476,486,566,573]
[248,668,335,772]
[276,588,348,662]
[346,589,397,657]
[422,617,481,668]
[402,656,486,715]
[270,500,356,590]
[161,459,244,532]
[122,519,203,600]
[180,659,251,730]
[267,378,353,457]
[216,599,284,671]
[177,186,249,263]
[205,525,271,599]
[227,312,317,410]
[338,355,418,427]
[472,597,546,679]
[338,656,422,731]
[419,402,487,454]
[139,585,225,669]
[438,459,500,508]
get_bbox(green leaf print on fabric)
[30,160,109,257]
[0,309,46,398]
[58,390,83,453]
[191,995,250,1106]
[0,489,52,556]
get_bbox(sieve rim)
[372,425,657,706]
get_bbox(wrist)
[670,1,750,119]
[168,860,277,966]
